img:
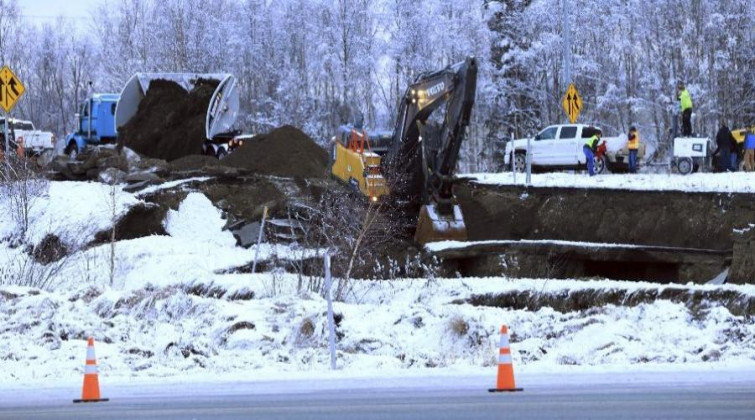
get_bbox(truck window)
[559,126,577,139]
[535,126,558,141]
[582,126,599,138]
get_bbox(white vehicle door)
[531,126,559,165]
[555,125,579,164]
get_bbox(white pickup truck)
[0,118,56,156]
[503,124,645,174]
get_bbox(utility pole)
[562,0,571,84]
[562,0,572,122]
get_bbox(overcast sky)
[20,0,94,24]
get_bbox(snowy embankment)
[0,277,753,386]
[465,172,755,193]
[1,180,754,388]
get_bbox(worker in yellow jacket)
[677,82,693,136]
[627,126,640,173]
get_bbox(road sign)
[0,66,25,113]
[561,83,582,124]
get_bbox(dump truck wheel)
[216,148,227,160]
[65,142,79,160]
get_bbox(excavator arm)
[385,56,478,244]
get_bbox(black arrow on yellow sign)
[8,79,19,97]
[566,93,580,118]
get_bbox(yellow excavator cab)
[331,129,389,200]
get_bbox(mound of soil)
[220,125,329,178]
[169,155,223,173]
[118,79,218,162]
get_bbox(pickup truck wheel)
[594,156,606,174]
[65,142,79,160]
[513,152,527,173]
[216,148,228,160]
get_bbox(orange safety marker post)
[73,337,109,403]
[488,325,523,392]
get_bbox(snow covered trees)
[2,0,752,169]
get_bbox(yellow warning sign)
[0,66,25,113]
[561,83,582,124]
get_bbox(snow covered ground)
[466,172,755,193]
[1,180,754,390]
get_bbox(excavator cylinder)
[414,203,468,245]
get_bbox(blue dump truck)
[64,93,120,158]
[65,73,243,159]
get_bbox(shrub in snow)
[448,316,469,337]
[0,157,49,237]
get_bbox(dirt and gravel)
[456,183,754,250]
[454,182,755,284]
[117,79,218,161]
[219,125,329,179]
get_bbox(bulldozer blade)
[414,204,468,246]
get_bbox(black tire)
[65,142,79,160]
[677,157,693,175]
[513,152,527,173]
[204,144,216,157]
[594,155,607,174]
[216,148,228,160]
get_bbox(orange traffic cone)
[73,337,109,403]
[488,325,523,392]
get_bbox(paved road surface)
[1,372,754,419]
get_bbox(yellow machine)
[732,126,754,146]
[330,57,477,245]
[331,129,389,201]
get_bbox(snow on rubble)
[466,172,755,193]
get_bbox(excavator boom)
[385,57,478,245]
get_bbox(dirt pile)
[117,79,218,162]
[219,125,329,178]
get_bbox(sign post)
[561,83,582,124]
[324,253,337,370]
[0,66,26,158]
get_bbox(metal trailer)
[672,137,712,175]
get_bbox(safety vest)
[584,135,599,150]
[627,131,640,150]
[679,89,692,111]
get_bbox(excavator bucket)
[115,73,239,139]
[414,204,468,245]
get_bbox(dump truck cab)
[65,93,120,158]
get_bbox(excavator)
[331,56,478,245]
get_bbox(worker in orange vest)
[627,126,640,173]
